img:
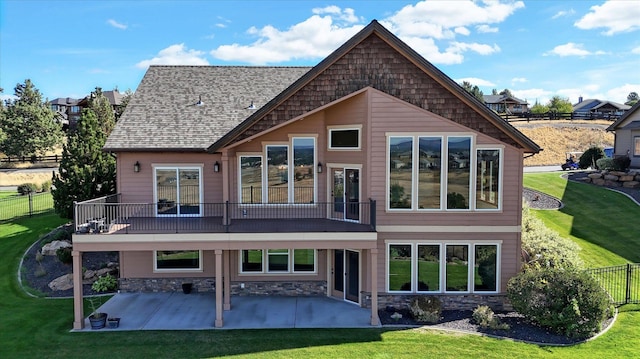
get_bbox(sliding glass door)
[155,167,202,216]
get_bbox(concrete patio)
[74,293,378,331]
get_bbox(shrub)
[92,274,117,292]
[17,183,38,195]
[409,296,442,323]
[521,205,583,270]
[595,157,614,171]
[56,247,72,264]
[579,146,605,169]
[507,267,613,339]
[613,155,631,171]
[472,305,509,330]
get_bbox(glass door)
[345,169,360,221]
[330,167,360,222]
[155,167,201,216]
[332,249,360,303]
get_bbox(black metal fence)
[502,111,623,122]
[0,192,54,222]
[585,263,640,306]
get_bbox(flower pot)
[89,313,107,329]
[182,283,193,294]
[107,317,120,328]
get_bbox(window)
[387,243,499,293]
[293,138,315,203]
[266,145,288,204]
[240,156,262,204]
[329,127,360,149]
[388,135,501,211]
[155,167,202,216]
[476,149,501,210]
[240,249,316,273]
[155,250,202,271]
[635,137,640,157]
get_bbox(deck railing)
[74,195,376,234]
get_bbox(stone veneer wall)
[362,292,511,311]
[119,278,326,296]
[580,169,640,189]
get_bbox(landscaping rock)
[588,173,602,179]
[623,181,640,189]
[604,174,619,181]
[48,273,74,291]
[41,240,72,256]
[84,269,96,280]
[620,175,635,182]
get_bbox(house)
[70,20,540,330]
[48,97,81,130]
[483,94,528,114]
[573,97,630,119]
[606,101,640,168]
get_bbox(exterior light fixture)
[214,161,220,173]
[134,161,140,173]
[317,162,323,173]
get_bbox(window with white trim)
[476,149,501,210]
[634,136,640,157]
[155,166,202,216]
[239,249,316,273]
[240,156,262,204]
[154,250,202,272]
[328,126,361,150]
[386,243,499,293]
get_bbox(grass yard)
[0,176,639,358]
[0,191,54,222]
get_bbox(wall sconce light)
[317,162,323,173]
[134,161,140,173]
[213,161,220,173]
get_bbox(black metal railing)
[0,192,54,222]
[74,196,376,234]
[585,263,640,306]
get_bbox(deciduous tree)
[547,95,573,113]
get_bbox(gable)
[213,26,538,153]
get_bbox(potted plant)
[107,317,120,328]
[88,274,117,329]
[182,282,193,294]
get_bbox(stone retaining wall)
[581,170,640,189]
[118,278,326,296]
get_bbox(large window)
[240,156,263,204]
[240,249,316,273]
[155,250,202,271]
[387,135,500,211]
[155,167,202,216]
[293,138,314,203]
[387,243,499,293]
[476,149,501,210]
[266,145,288,204]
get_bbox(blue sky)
[1,0,639,105]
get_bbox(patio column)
[370,248,379,326]
[72,250,84,330]
[223,249,231,310]
[215,249,224,328]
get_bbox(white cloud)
[513,88,553,105]
[384,0,523,39]
[136,44,209,69]
[448,42,500,56]
[511,77,527,84]
[575,1,640,35]
[215,23,227,28]
[455,27,470,36]
[402,36,463,64]
[552,9,575,20]
[632,46,640,54]
[607,84,640,104]
[544,42,606,57]
[107,19,127,30]
[456,77,495,87]
[476,24,498,33]
[312,6,361,24]
[210,15,363,64]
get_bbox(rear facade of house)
[71,21,540,329]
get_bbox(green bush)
[409,296,442,323]
[521,205,583,270]
[56,247,72,264]
[596,157,614,171]
[507,267,613,339]
[17,183,38,195]
[41,180,52,192]
[92,274,117,292]
[472,305,509,330]
[613,156,631,171]
[579,146,605,169]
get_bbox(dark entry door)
[345,250,360,302]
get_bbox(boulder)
[41,240,72,256]
[83,269,96,280]
[48,273,74,291]
[96,267,114,277]
[593,178,606,186]
[588,173,602,179]
[620,175,635,182]
[610,171,627,177]
[604,174,619,181]
[623,181,640,189]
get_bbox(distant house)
[483,95,528,114]
[48,97,81,129]
[573,97,630,118]
[70,20,540,330]
[606,101,640,168]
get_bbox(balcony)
[74,194,376,235]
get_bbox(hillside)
[513,121,614,167]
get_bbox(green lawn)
[0,191,54,222]
[1,178,639,358]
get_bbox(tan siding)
[120,250,216,278]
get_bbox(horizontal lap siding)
[117,152,222,204]
[120,250,216,278]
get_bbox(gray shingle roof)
[104,66,311,151]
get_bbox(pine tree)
[0,79,63,157]
[52,108,116,218]
[87,87,116,135]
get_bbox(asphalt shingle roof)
[104,66,311,151]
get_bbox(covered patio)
[74,293,377,331]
